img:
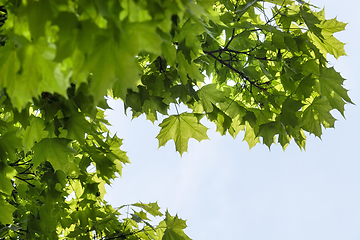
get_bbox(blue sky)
[105,1,360,239]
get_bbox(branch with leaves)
[0,0,352,239]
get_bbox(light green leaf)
[26,0,53,40]
[5,39,61,110]
[0,198,16,225]
[309,32,346,59]
[0,162,16,195]
[0,47,20,89]
[22,117,48,152]
[157,113,209,155]
[197,84,226,112]
[125,22,163,55]
[177,52,204,84]
[162,42,177,65]
[243,122,260,149]
[163,211,191,240]
[106,134,130,164]
[133,202,163,217]
[321,17,347,34]
[308,15,347,59]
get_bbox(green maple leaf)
[3,39,67,110]
[319,67,353,116]
[22,117,48,152]
[206,106,232,135]
[321,17,347,33]
[143,96,168,123]
[243,122,260,149]
[0,198,16,225]
[0,162,16,195]
[32,138,78,174]
[133,202,163,217]
[164,211,187,229]
[280,98,303,128]
[86,38,140,101]
[125,22,162,55]
[300,6,323,40]
[162,42,177,65]
[219,101,247,119]
[106,134,130,164]
[308,12,347,59]
[65,112,92,143]
[26,0,53,40]
[0,47,20,89]
[310,32,346,59]
[177,52,204,84]
[52,12,78,61]
[294,74,316,99]
[162,211,191,240]
[257,122,281,148]
[157,113,209,155]
[300,97,336,138]
[197,84,226,112]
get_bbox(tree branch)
[203,50,270,91]
[14,176,35,187]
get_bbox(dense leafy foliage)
[0,0,351,239]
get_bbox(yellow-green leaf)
[157,113,209,155]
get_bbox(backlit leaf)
[0,198,16,224]
[301,97,336,138]
[319,67,352,116]
[157,113,209,155]
[22,117,48,152]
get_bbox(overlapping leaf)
[32,138,78,174]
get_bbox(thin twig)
[14,176,35,187]
[203,50,269,91]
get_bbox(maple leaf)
[163,211,191,240]
[300,6,324,40]
[257,122,281,148]
[133,202,163,217]
[308,11,347,59]
[243,122,260,149]
[0,162,16,195]
[22,117,48,152]
[32,138,78,174]
[280,98,303,128]
[300,97,336,138]
[197,84,226,113]
[65,112,92,143]
[157,113,209,155]
[319,67,353,116]
[206,105,232,135]
[0,198,16,224]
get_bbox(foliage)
[0,0,351,239]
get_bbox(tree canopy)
[0,0,352,239]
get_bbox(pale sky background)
[105,1,360,239]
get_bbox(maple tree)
[0,0,352,239]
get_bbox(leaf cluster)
[0,0,352,239]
